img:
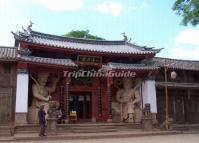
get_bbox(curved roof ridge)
[126,42,161,53]
[12,29,159,55]
[31,31,126,45]
[155,57,199,62]
[0,46,17,49]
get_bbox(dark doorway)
[69,92,92,121]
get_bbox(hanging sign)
[77,55,102,65]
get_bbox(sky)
[0,0,199,60]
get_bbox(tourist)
[38,105,46,137]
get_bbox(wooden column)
[60,85,65,112]
[97,78,102,120]
[107,77,113,122]
[91,78,98,122]
[65,77,70,123]
[164,66,169,130]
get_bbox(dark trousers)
[39,124,46,136]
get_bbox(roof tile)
[19,56,77,67]
[107,62,159,70]
[0,47,17,60]
[153,57,199,71]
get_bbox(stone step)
[172,124,199,131]
[71,128,117,133]
[14,124,39,134]
[71,126,115,130]
[0,130,10,133]
[0,126,11,129]
[14,130,38,134]
[13,130,182,141]
[68,123,140,126]
[0,125,12,136]
[14,124,39,131]
[0,133,11,137]
[15,123,142,134]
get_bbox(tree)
[172,0,199,26]
[64,30,105,40]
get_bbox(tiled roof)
[1,47,199,71]
[0,46,17,61]
[19,56,77,67]
[0,47,77,67]
[107,62,159,70]
[12,30,160,55]
[153,57,199,71]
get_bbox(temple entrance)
[69,92,92,121]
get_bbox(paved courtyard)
[5,134,199,143]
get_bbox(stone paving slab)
[12,130,183,141]
[3,129,199,142]
[28,134,199,143]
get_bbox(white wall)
[15,72,29,113]
[142,80,157,113]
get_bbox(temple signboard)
[77,55,102,66]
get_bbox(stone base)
[28,106,39,124]
[15,113,27,125]
[142,118,153,130]
[151,113,158,125]
[134,108,142,123]
[64,119,69,123]
[112,109,122,123]
[47,118,57,134]
[92,117,96,122]
[107,118,113,123]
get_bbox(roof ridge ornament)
[83,30,89,39]
[18,48,31,56]
[22,21,34,34]
[28,21,34,32]
[122,32,131,42]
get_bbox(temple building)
[154,58,199,124]
[0,28,199,129]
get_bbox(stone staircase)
[14,124,39,134]
[10,123,184,141]
[0,124,12,137]
[57,123,141,133]
[14,123,142,134]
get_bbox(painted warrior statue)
[28,72,58,123]
[112,78,142,123]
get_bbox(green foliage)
[173,0,199,26]
[64,30,105,40]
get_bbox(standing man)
[38,105,46,136]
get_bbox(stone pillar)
[142,80,157,123]
[142,103,153,130]
[15,69,29,125]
